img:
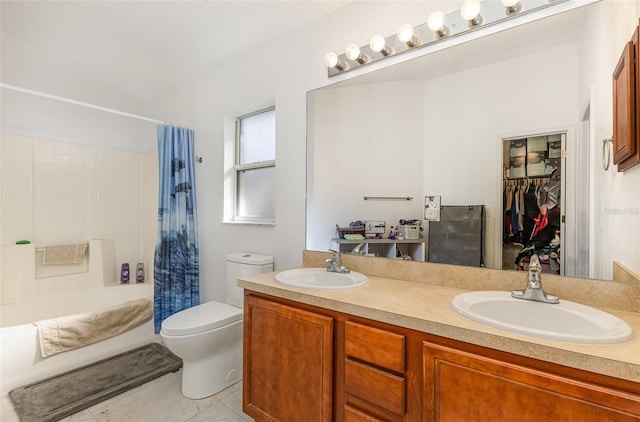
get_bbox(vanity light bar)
[326,0,568,77]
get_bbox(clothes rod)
[363,196,413,201]
[1,83,191,129]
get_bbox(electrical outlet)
[424,195,441,221]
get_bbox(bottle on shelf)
[121,263,130,283]
[136,263,145,283]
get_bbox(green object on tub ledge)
[15,240,31,244]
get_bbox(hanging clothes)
[522,183,540,241]
[532,213,549,237]
[518,183,525,233]
[510,186,519,237]
[154,125,199,334]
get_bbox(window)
[233,106,275,223]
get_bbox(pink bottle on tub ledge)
[136,263,145,283]
[120,263,130,283]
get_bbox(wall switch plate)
[424,196,441,221]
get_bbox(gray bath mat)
[9,342,182,422]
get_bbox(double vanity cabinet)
[242,288,640,421]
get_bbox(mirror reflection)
[502,134,566,275]
[306,2,639,283]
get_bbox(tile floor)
[1,370,254,422]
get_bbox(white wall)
[580,1,640,280]
[1,88,157,152]
[307,81,425,250]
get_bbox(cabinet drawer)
[345,321,405,373]
[344,405,384,422]
[345,359,405,416]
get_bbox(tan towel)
[42,244,87,264]
[35,298,153,358]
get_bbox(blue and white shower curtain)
[154,125,199,333]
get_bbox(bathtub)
[0,283,159,394]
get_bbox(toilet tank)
[226,253,273,308]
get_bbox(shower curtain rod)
[1,83,191,129]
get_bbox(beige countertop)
[238,270,640,384]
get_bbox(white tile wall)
[0,133,157,299]
[0,134,34,242]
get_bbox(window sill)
[221,220,275,227]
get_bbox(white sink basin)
[451,291,633,344]
[275,268,368,290]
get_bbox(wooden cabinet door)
[613,40,637,165]
[243,294,334,422]
[619,21,640,171]
[423,341,640,421]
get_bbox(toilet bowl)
[161,301,243,399]
[160,252,273,399]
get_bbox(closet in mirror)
[502,133,565,275]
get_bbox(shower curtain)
[154,125,199,333]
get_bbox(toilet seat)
[161,301,242,336]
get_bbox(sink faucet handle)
[527,254,543,288]
[512,253,559,304]
[528,254,542,270]
[326,249,349,273]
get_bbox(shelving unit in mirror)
[330,238,425,261]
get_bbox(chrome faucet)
[351,243,366,255]
[511,254,559,304]
[325,250,350,273]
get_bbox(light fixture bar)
[326,0,569,77]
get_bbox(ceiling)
[1,0,351,110]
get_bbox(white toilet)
[160,252,273,399]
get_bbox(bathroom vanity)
[240,252,640,421]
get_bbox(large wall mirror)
[306,0,639,283]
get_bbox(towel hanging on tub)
[34,298,153,358]
[42,244,87,265]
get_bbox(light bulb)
[324,52,338,68]
[370,34,393,56]
[427,11,446,33]
[397,24,419,47]
[461,0,482,22]
[370,34,386,52]
[346,44,361,61]
[397,24,414,43]
[324,52,348,71]
[501,0,522,14]
[345,43,368,64]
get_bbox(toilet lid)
[161,301,242,336]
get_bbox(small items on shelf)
[121,263,130,284]
[336,222,365,240]
[136,263,145,283]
